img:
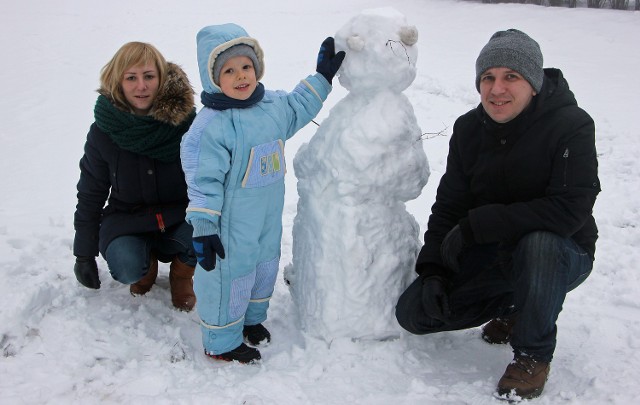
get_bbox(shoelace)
[512,356,538,375]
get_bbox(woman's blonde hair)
[99,42,168,112]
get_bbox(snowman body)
[287,7,430,340]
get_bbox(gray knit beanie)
[475,29,543,93]
[212,44,262,85]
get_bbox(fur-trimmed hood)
[98,62,195,126]
[196,23,265,94]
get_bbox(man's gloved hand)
[192,235,225,271]
[441,219,475,273]
[74,256,100,289]
[421,275,451,323]
[316,37,346,84]
[495,241,515,272]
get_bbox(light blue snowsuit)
[181,23,331,355]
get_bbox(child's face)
[218,55,257,100]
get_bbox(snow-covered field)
[1,1,638,404]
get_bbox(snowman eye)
[347,35,365,51]
[399,25,418,46]
[386,40,410,64]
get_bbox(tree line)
[477,0,638,9]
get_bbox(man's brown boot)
[170,259,196,311]
[482,317,517,344]
[130,255,158,296]
[496,354,550,400]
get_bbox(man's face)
[479,67,536,123]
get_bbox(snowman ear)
[347,35,365,51]
[399,25,418,46]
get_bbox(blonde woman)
[73,42,198,311]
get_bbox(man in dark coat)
[395,29,600,400]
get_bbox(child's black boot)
[243,323,271,346]
[206,343,261,364]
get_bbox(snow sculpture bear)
[286,7,430,341]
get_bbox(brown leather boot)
[496,354,550,400]
[170,259,196,311]
[482,317,517,345]
[130,255,158,296]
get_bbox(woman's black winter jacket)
[73,124,190,258]
[417,68,600,278]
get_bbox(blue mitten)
[192,235,225,271]
[316,37,346,84]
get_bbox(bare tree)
[610,0,629,8]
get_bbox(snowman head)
[335,7,418,94]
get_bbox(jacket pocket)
[562,147,569,187]
[111,150,120,192]
[241,139,286,188]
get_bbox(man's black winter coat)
[417,68,600,278]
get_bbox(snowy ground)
[1,1,639,404]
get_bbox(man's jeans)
[396,231,593,362]
[104,221,196,284]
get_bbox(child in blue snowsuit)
[181,23,345,363]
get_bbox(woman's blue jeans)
[396,231,593,362]
[104,221,196,284]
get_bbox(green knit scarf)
[94,95,195,162]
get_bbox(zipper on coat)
[562,148,569,187]
[156,213,166,232]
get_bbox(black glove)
[316,37,346,84]
[421,276,451,323]
[193,235,225,271]
[74,256,100,289]
[458,218,475,245]
[495,241,515,272]
[441,220,475,273]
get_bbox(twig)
[419,124,449,141]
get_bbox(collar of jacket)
[476,67,574,138]
[200,82,265,110]
[478,98,535,139]
[98,62,196,127]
